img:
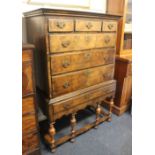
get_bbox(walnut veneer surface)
[24,8,121,153]
[22,44,41,155]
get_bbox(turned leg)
[49,123,56,153]
[95,102,101,129]
[107,98,114,122]
[70,113,76,143]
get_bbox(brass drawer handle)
[63,81,70,89]
[86,22,93,29]
[84,94,90,100]
[103,73,111,79]
[84,53,91,60]
[63,103,70,110]
[62,60,70,68]
[108,24,114,30]
[62,41,70,48]
[56,21,66,29]
[104,57,113,62]
[104,36,111,44]
[84,70,91,76]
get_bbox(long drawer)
[52,64,114,97]
[49,33,116,53]
[50,81,116,120]
[51,48,115,75]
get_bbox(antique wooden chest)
[22,44,41,155]
[24,9,120,152]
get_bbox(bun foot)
[70,138,75,143]
[107,117,112,122]
[51,148,56,153]
[94,126,98,129]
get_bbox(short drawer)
[51,48,115,75]
[22,96,35,114]
[102,21,117,31]
[22,132,39,154]
[52,64,114,97]
[22,113,37,133]
[75,19,102,31]
[96,33,117,48]
[49,33,116,53]
[22,62,33,96]
[48,18,74,32]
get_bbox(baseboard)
[112,104,131,116]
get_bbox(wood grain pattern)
[22,132,39,155]
[49,18,74,32]
[22,96,35,114]
[22,113,37,133]
[102,21,118,32]
[52,64,114,97]
[51,48,115,75]
[22,44,41,155]
[22,62,33,96]
[114,56,132,115]
[22,49,33,62]
[49,33,116,53]
[52,82,116,114]
[24,8,120,152]
[75,19,102,31]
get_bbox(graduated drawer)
[51,48,115,75]
[52,64,114,97]
[49,33,116,53]
[22,132,39,154]
[22,96,35,114]
[48,18,74,32]
[102,21,117,31]
[22,113,37,133]
[75,19,102,31]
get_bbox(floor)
[41,110,132,155]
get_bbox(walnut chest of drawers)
[24,9,121,152]
[22,44,41,155]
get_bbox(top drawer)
[102,21,117,32]
[49,18,74,32]
[75,19,102,31]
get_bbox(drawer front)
[96,33,116,48]
[102,21,117,31]
[22,96,35,114]
[52,64,114,97]
[75,19,102,31]
[22,49,33,62]
[49,18,74,32]
[49,33,116,53]
[22,113,36,133]
[51,48,115,75]
[22,132,39,154]
[22,62,33,96]
[52,83,116,114]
